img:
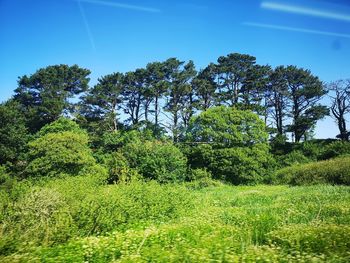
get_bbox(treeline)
[6,53,349,142]
[1,53,350,176]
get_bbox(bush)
[188,144,276,185]
[276,150,311,167]
[320,141,350,160]
[37,117,84,137]
[103,151,141,184]
[187,106,268,148]
[121,140,187,183]
[273,156,350,185]
[208,146,275,185]
[25,131,96,177]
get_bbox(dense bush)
[2,184,349,262]
[25,131,96,177]
[24,119,96,177]
[273,156,350,185]
[276,150,311,167]
[209,146,275,184]
[37,117,84,137]
[185,144,275,185]
[184,107,275,184]
[320,141,350,160]
[121,140,187,183]
[187,106,268,147]
[103,151,140,183]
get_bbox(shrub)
[187,106,268,148]
[273,156,350,185]
[25,131,96,177]
[208,146,275,185]
[320,141,350,160]
[103,151,141,184]
[276,150,311,167]
[188,168,212,181]
[186,144,276,185]
[121,141,187,183]
[37,117,83,137]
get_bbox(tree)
[266,66,289,135]
[145,61,168,126]
[192,63,217,111]
[81,72,124,132]
[187,106,268,148]
[25,118,95,177]
[0,100,29,165]
[163,58,197,141]
[14,64,90,132]
[241,64,271,116]
[186,106,274,184]
[327,80,350,141]
[283,66,328,142]
[216,53,257,106]
[122,70,145,126]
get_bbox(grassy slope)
[1,180,350,262]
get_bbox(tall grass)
[1,177,350,262]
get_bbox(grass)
[1,177,350,262]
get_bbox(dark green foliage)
[121,140,187,183]
[282,66,328,142]
[163,58,197,141]
[192,63,217,111]
[0,100,29,165]
[79,72,124,138]
[274,156,350,185]
[14,64,90,132]
[320,141,350,160]
[207,146,275,184]
[216,53,270,111]
[103,151,140,183]
[276,150,311,167]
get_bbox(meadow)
[1,176,349,262]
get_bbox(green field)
[1,178,349,262]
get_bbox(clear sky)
[1,0,350,138]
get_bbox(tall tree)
[216,53,257,106]
[283,66,328,142]
[145,61,168,126]
[122,69,146,126]
[266,66,289,135]
[163,58,196,141]
[81,72,123,131]
[327,80,350,141]
[192,63,217,111]
[241,64,271,115]
[14,64,90,132]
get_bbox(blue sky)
[1,0,350,138]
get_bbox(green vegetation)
[274,156,350,186]
[1,54,350,261]
[0,180,349,262]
